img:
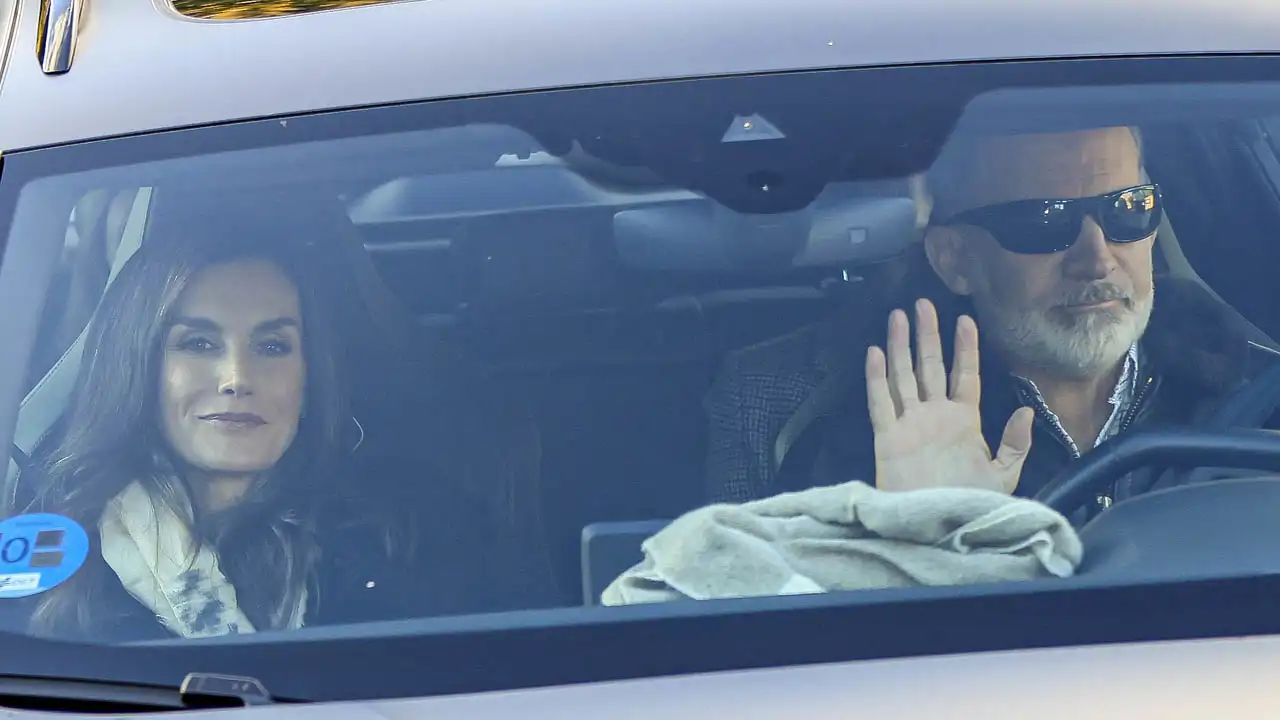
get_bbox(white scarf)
[98,481,307,638]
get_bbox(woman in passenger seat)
[19,190,555,641]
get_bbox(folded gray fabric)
[601,481,1082,605]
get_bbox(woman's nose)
[216,350,254,396]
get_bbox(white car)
[0,0,1279,717]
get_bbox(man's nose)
[216,348,254,397]
[1061,216,1116,280]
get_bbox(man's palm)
[866,300,1034,495]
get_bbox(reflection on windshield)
[2,72,1280,648]
[170,0,404,19]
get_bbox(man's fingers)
[886,308,920,411]
[949,314,981,406]
[992,406,1035,494]
[914,299,947,401]
[866,346,897,433]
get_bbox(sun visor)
[614,196,918,272]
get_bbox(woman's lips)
[199,412,266,428]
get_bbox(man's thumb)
[993,407,1035,492]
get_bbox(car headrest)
[613,195,919,273]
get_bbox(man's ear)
[923,226,975,296]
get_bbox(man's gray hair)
[919,126,1145,226]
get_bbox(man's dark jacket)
[704,275,1268,515]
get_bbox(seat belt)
[773,365,858,476]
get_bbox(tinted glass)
[1,59,1280,697]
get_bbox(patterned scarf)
[97,481,307,638]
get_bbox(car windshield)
[3,58,1280,699]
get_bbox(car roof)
[3,0,1280,151]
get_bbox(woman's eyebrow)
[254,317,300,333]
[170,316,220,332]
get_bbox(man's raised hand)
[865,298,1034,494]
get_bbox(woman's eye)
[176,336,217,353]
[259,339,293,357]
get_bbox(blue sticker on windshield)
[0,513,89,598]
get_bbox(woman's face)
[160,260,306,477]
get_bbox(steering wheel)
[1033,358,1280,516]
[1036,427,1280,514]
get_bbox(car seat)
[5,188,150,512]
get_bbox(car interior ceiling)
[16,120,1280,606]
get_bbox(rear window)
[2,56,1280,698]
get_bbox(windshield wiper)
[0,672,280,713]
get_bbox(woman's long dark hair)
[26,188,379,637]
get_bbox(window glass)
[1,61,1280,687]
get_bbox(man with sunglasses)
[705,126,1256,518]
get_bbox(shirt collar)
[1012,343,1141,456]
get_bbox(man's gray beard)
[970,285,1153,381]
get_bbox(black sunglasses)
[941,184,1163,255]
